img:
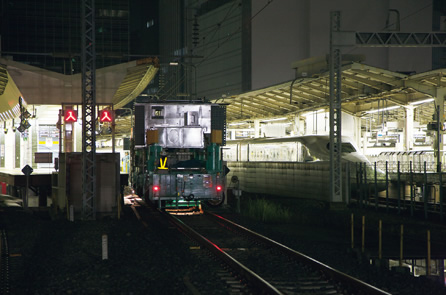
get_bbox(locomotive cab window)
[152,106,164,119]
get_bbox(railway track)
[132,201,390,295]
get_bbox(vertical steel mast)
[329,11,343,202]
[81,0,97,220]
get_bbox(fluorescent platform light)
[365,106,400,114]
[261,117,287,122]
[409,98,434,105]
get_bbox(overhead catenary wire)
[197,0,274,67]
[156,0,275,99]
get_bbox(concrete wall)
[251,0,433,90]
[55,153,120,215]
[227,161,335,202]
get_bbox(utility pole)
[329,11,343,203]
[329,11,446,202]
[81,0,97,220]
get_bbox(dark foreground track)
[133,200,390,295]
[174,211,391,295]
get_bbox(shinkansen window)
[152,106,164,119]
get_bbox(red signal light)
[64,110,78,122]
[153,185,160,192]
[99,109,113,123]
[216,185,222,192]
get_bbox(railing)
[350,160,445,222]
[368,151,446,173]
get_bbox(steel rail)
[161,210,283,295]
[205,211,391,295]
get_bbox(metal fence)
[368,151,446,173]
[351,160,445,222]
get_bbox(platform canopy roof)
[0,57,159,122]
[216,57,446,130]
[0,64,25,121]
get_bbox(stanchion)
[351,213,354,249]
[440,165,443,221]
[347,163,351,204]
[118,193,121,220]
[399,224,404,267]
[359,163,363,208]
[427,230,431,276]
[0,232,2,269]
[378,220,382,260]
[386,161,389,212]
[410,161,414,217]
[424,162,428,220]
[362,215,365,253]
[66,197,69,220]
[364,164,368,207]
[102,234,108,260]
[397,161,401,214]
[374,162,378,210]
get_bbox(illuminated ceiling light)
[261,117,287,122]
[409,98,434,105]
[365,106,400,114]
[169,62,179,66]
[228,122,246,126]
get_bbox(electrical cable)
[197,0,274,66]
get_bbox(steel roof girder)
[246,93,286,106]
[334,30,446,47]
[251,99,295,113]
[292,86,328,101]
[403,80,437,97]
[289,88,327,103]
[259,93,300,108]
[354,32,446,47]
[228,101,272,116]
[349,69,404,88]
[349,63,408,79]
[343,72,392,92]
[293,91,328,105]
[226,105,268,118]
[261,91,293,103]
[226,105,259,118]
[233,98,278,114]
[269,90,290,100]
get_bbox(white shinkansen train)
[223,135,383,203]
[223,135,370,163]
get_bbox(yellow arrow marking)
[158,157,168,170]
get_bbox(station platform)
[0,168,53,190]
[0,194,52,208]
[0,168,53,209]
